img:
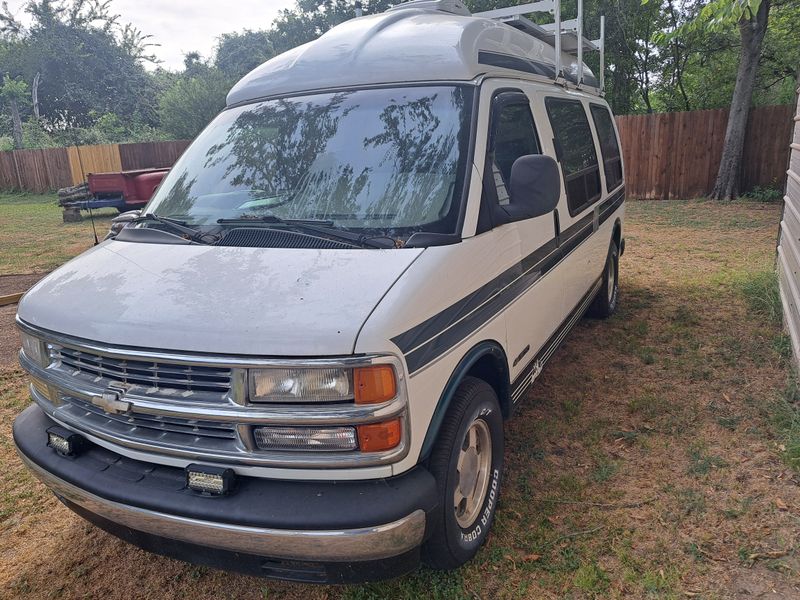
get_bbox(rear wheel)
[588,240,619,318]
[422,376,503,570]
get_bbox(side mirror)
[508,154,561,219]
[105,209,141,240]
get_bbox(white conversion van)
[14,0,625,583]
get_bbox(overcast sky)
[5,0,296,70]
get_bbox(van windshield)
[145,86,474,241]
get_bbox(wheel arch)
[419,340,511,461]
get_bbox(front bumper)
[13,405,438,583]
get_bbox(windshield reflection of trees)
[161,87,468,234]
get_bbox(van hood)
[18,240,423,356]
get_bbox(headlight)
[249,368,352,403]
[248,364,398,404]
[20,332,48,367]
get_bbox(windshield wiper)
[135,213,212,244]
[217,215,394,249]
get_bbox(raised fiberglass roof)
[225,2,596,106]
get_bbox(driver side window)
[489,95,541,206]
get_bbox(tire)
[422,376,504,570]
[588,239,619,318]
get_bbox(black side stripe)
[403,239,561,373]
[393,187,625,374]
[510,277,602,403]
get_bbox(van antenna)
[87,204,100,245]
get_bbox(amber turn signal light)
[354,365,397,404]
[357,419,402,452]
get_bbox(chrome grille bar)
[63,395,238,440]
[58,347,231,393]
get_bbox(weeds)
[687,443,728,475]
[737,269,783,326]
[741,185,784,203]
[573,562,610,594]
[770,378,800,470]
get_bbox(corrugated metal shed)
[778,87,800,369]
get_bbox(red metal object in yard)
[87,168,169,208]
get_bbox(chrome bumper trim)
[17,450,426,562]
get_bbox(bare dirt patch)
[0,273,45,298]
[0,306,21,370]
[1,199,798,599]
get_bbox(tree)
[270,0,394,54]
[654,0,774,199]
[215,30,275,80]
[709,0,770,200]
[0,75,28,148]
[158,65,231,139]
[0,0,160,131]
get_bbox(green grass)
[737,269,783,326]
[625,198,779,231]
[770,379,800,471]
[573,561,610,594]
[687,443,728,476]
[0,191,115,274]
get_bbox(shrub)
[742,185,783,203]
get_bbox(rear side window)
[488,93,540,205]
[590,104,623,191]
[545,98,601,215]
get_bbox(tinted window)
[590,104,623,191]
[488,96,540,205]
[545,98,601,214]
[146,86,474,239]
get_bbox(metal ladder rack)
[473,1,605,92]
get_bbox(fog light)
[253,426,357,452]
[46,426,86,456]
[186,464,235,495]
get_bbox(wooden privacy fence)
[0,105,794,198]
[616,104,794,199]
[0,140,190,193]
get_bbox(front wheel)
[422,376,504,570]
[588,240,619,318]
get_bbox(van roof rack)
[389,0,605,92]
[474,1,605,92]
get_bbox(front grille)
[58,394,239,452]
[56,346,232,397]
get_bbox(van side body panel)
[356,79,624,475]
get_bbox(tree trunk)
[710,0,769,200]
[9,97,23,149]
[31,72,41,119]
[667,0,690,111]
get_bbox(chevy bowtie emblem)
[91,387,132,415]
